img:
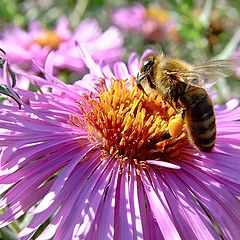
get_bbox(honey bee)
[136,52,239,152]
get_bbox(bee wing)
[167,58,240,87]
[165,70,206,87]
[193,58,240,70]
[192,58,240,82]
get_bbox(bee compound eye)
[143,59,154,72]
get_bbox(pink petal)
[147,160,181,169]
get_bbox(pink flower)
[0,17,124,73]
[111,3,178,43]
[0,50,240,239]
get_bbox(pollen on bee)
[168,114,184,138]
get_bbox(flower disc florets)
[34,30,62,49]
[69,78,187,167]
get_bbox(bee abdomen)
[187,113,216,152]
[180,88,216,152]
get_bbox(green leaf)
[0,85,21,109]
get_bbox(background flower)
[0,51,240,239]
[111,3,178,44]
[0,17,124,73]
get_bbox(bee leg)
[166,100,179,114]
[180,108,186,119]
[161,130,171,140]
[137,83,149,96]
[169,99,185,119]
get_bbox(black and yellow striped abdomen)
[179,87,216,152]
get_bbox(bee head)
[136,53,156,93]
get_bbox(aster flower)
[111,3,178,43]
[0,49,240,240]
[0,17,124,73]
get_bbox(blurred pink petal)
[0,18,124,73]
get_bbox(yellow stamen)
[69,78,188,167]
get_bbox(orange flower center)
[69,79,188,167]
[146,7,170,24]
[34,30,61,49]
